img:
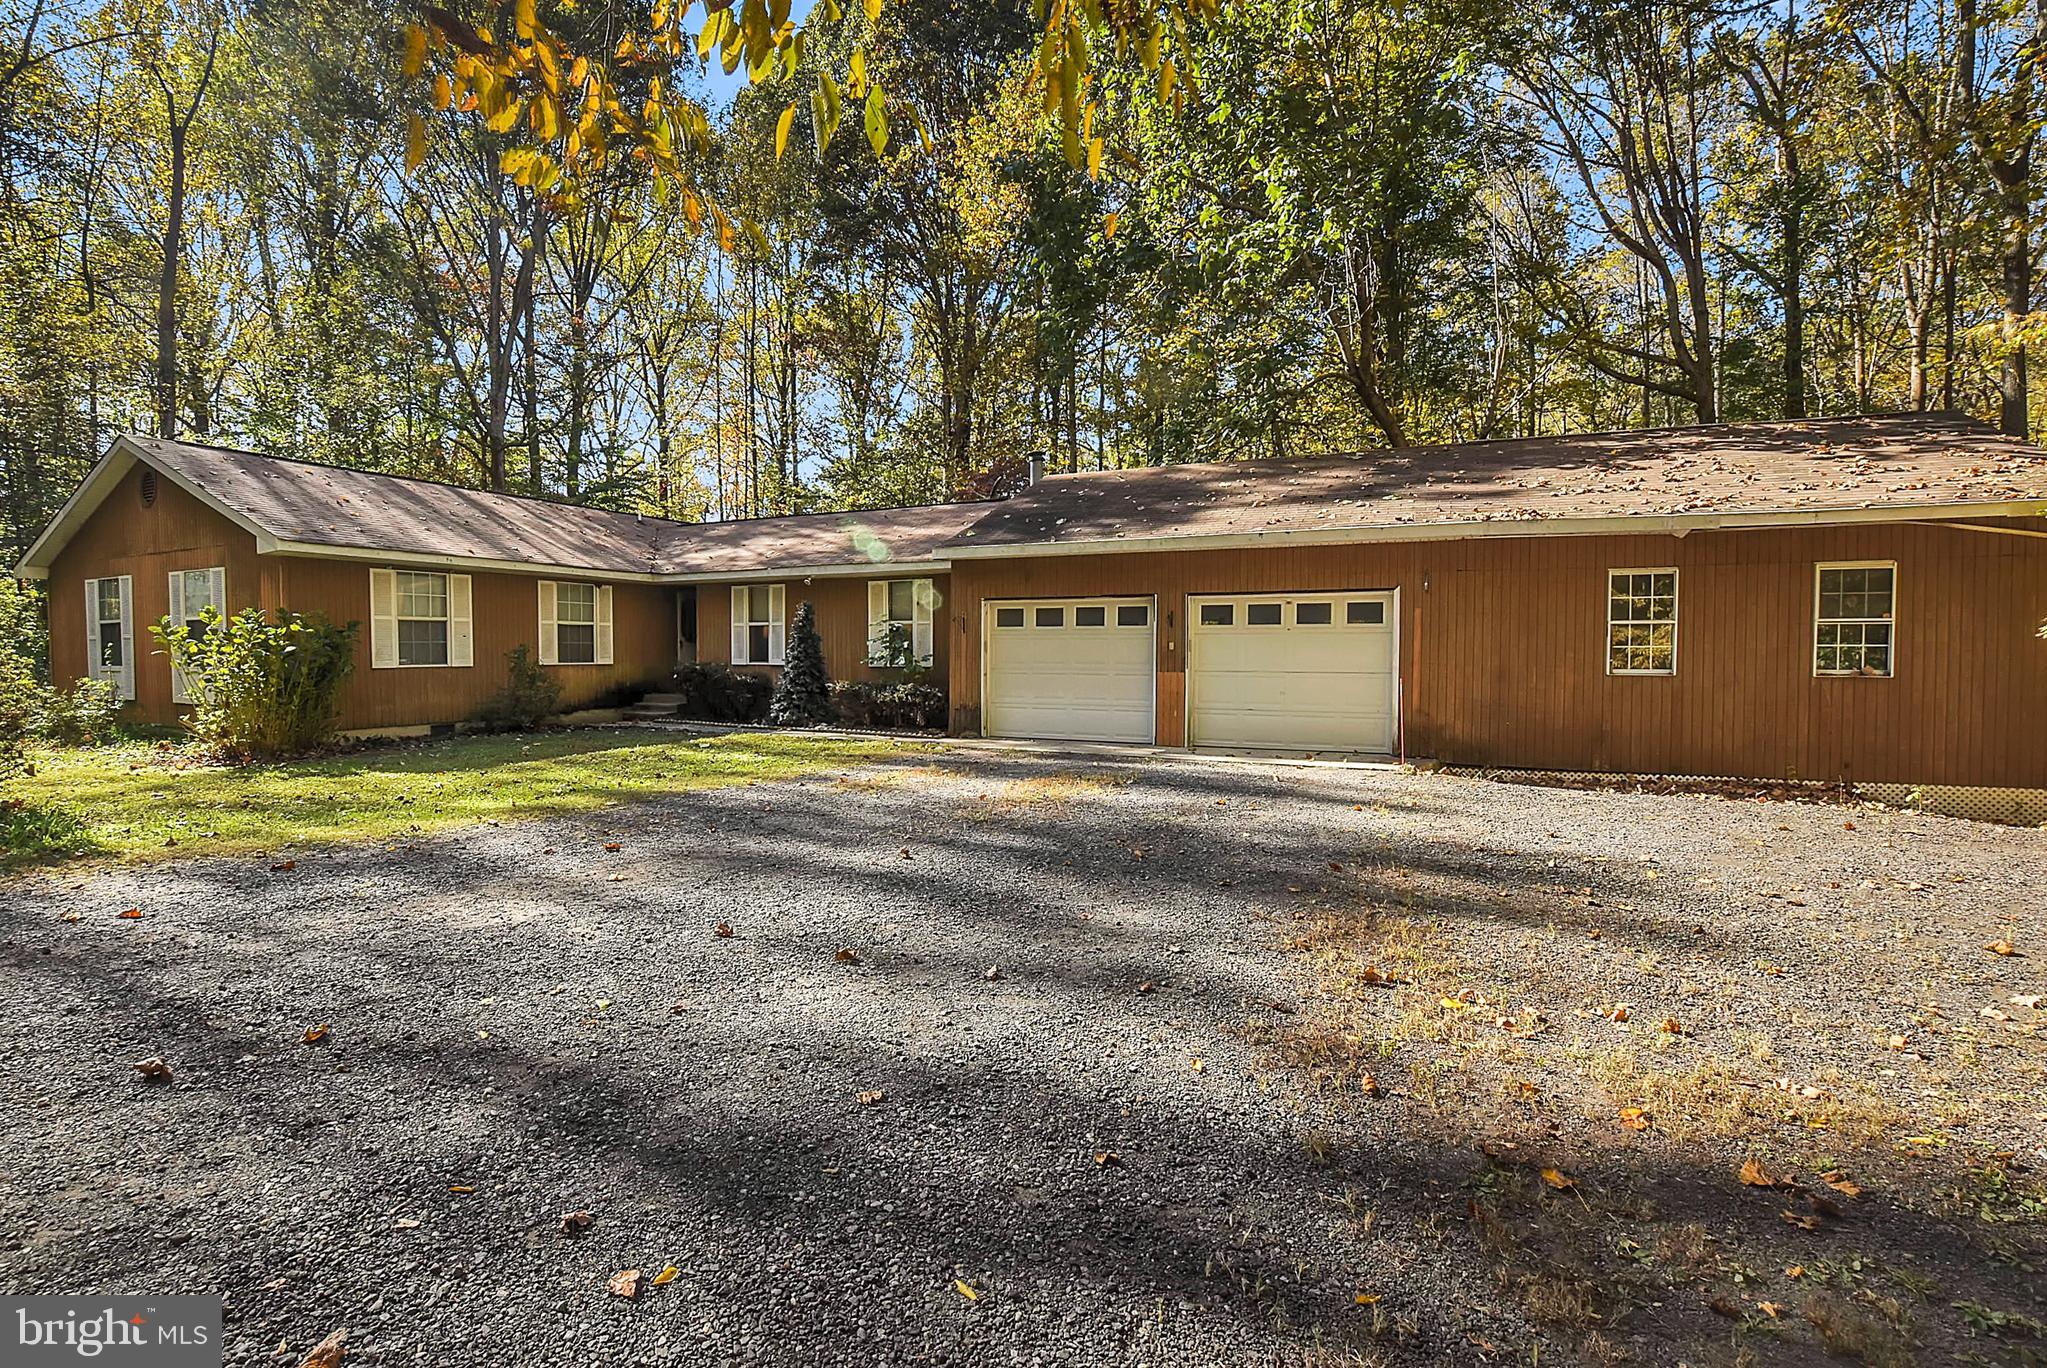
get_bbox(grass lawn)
[1,728,900,868]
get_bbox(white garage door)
[982,598,1156,743]
[1188,592,1396,753]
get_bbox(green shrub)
[675,662,772,722]
[0,579,47,686]
[768,601,833,726]
[831,679,947,731]
[32,677,124,746]
[474,645,563,732]
[0,665,32,785]
[153,607,360,758]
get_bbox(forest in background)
[2,0,2043,564]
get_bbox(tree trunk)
[154,108,186,438]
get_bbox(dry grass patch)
[964,769,1132,819]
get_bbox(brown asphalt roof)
[943,413,2047,553]
[133,438,990,576]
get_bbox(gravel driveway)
[2,743,2042,1366]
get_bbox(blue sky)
[695,0,820,110]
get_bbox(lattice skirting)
[1440,767,2047,827]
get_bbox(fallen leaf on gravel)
[393,1218,420,1230]
[603,842,622,852]
[1786,1265,1806,1278]
[296,1328,347,1368]
[1328,861,1344,872]
[1609,1004,1630,1023]
[2013,995,2043,1009]
[1657,1017,1684,1034]
[856,1089,886,1105]
[1759,1301,1784,1319]
[1093,1152,1122,1167]
[713,922,734,938]
[983,966,1003,981]
[606,874,627,883]
[1820,1171,1863,1197]
[302,1024,329,1044]
[1539,1167,1577,1191]
[650,1265,679,1287]
[1981,1008,2010,1022]
[1985,939,2021,956]
[59,910,80,923]
[1355,1292,1382,1305]
[834,947,862,965]
[1136,981,1155,994]
[1760,962,1786,977]
[953,1279,978,1301]
[117,908,142,920]
[1888,1033,1911,1050]
[271,860,297,872]
[133,1057,172,1082]
[1190,1057,1205,1073]
[447,1185,474,1194]
[1359,1072,1382,1098]
[1618,1107,1650,1131]
[560,1210,592,1233]
[1739,1157,1784,1188]
[608,1269,642,1300]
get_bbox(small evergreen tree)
[768,600,832,726]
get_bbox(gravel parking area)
[1,744,2042,1366]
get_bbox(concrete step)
[636,692,685,705]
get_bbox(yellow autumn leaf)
[1103,210,1119,240]
[650,1265,679,1287]
[954,1278,978,1301]
[401,24,428,78]
[404,114,427,171]
[1539,1167,1577,1190]
[864,0,883,20]
[775,103,797,159]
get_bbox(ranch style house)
[15,412,2047,819]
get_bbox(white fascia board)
[658,560,952,584]
[942,499,2047,561]
[14,436,283,577]
[270,541,669,583]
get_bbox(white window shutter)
[866,581,888,664]
[595,585,614,665]
[912,578,936,666]
[537,580,558,665]
[448,574,473,667]
[370,569,398,668]
[768,584,786,665]
[116,575,134,701]
[83,580,97,685]
[209,566,225,615]
[167,571,189,704]
[730,585,748,664]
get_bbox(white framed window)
[730,583,786,665]
[537,580,614,666]
[1606,568,1678,675]
[84,575,134,700]
[369,568,473,669]
[1814,562,1895,677]
[866,577,937,666]
[166,566,226,703]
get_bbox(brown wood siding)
[47,466,264,719]
[44,464,678,729]
[695,574,953,688]
[947,519,2047,789]
[272,557,677,729]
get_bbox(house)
[15,415,2047,815]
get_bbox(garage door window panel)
[1295,602,1332,625]
[1247,603,1283,625]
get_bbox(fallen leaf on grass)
[954,1279,979,1301]
[117,908,143,920]
[302,1024,329,1045]
[713,922,734,938]
[856,1089,886,1105]
[133,1057,173,1082]
[1618,1107,1651,1131]
[560,1210,592,1233]
[650,1265,679,1287]
[1985,939,2020,957]
[295,1328,347,1368]
[1539,1167,1577,1191]
[608,1269,642,1300]
[834,947,863,965]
